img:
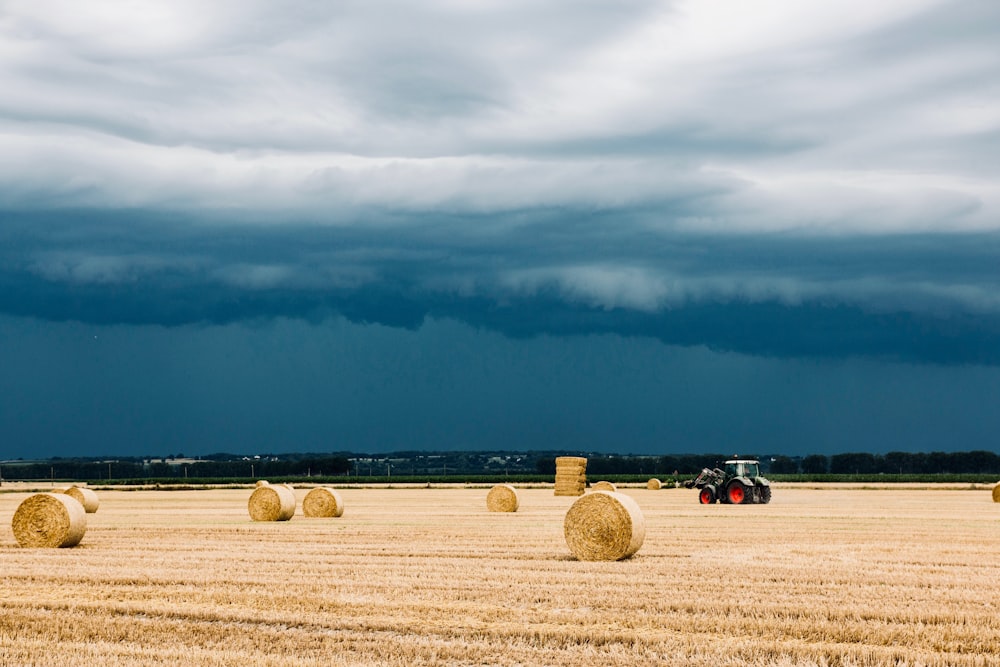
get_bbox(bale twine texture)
[302,487,345,518]
[486,484,519,512]
[563,490,645,561]
[248,484,296,521]
[591,481,616,492]
[993,483,1000,503]
[554,456,587,496]
[62,486,100,513]
[647,478,662,490]
[12,493,87,548]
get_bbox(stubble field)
[2,483,999,666]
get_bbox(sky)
[1,0,999,460]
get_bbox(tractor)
[683,459,772,504]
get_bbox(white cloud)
[211,264,295,289]
[493,263,1000,316]
[2,0,998,236]
[29,251,193,284]
[500,265,672,312]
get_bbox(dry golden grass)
[3,484,1000,666]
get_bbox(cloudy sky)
[2,0,999,460]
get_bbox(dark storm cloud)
[3,209,998,364]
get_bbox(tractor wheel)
[726,481,747,505]
[699,486,715,504]
[760,485,772,504]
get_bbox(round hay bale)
[647,478,662,490]
[62,486,99,513]
[486,484,519,512]
[255,480,270,487]
[302,487,344,518]
[564,491,645,561]
[993,483,1000,503]
[248,484,296,521]
[591,481,616,492]
[12,493,87,548]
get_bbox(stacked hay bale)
[303,487,345,517]
[486,484,519,512]
[248,484,296,521]
[993,483,1000,503]
[12,493,87,548]
[646,478,662,490]
[563,491,645,561]
[554,456,587,496]
[62,486,100,513]
[591,480,616,492]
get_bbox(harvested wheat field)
[2,484,1000,666]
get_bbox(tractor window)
[726,462,759,477]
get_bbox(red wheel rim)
[729,486,745,504]
[699,489,712,504]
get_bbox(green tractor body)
[684,459,771,504]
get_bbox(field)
[2,483,999,666]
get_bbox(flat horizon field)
[2,484,999,666]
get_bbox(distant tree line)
[3,456,351,481]
[769,450,1000,475]
[537,450,1000,477]
[153,457,351,478]
[4,450,1000,482]
[536,454,734,476]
